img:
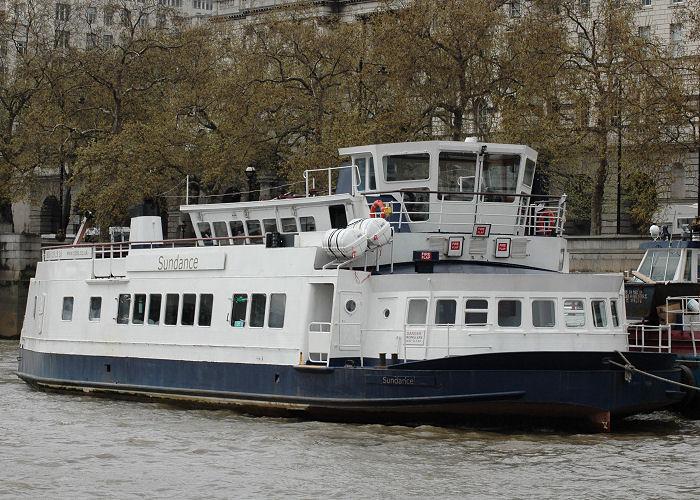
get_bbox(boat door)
[337,291,362,357]
[433,151,479,231]
[404,297,429,360]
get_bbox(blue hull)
[17,348,682,431]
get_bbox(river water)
[2,340,699,499]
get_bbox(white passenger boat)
[18,140,683,431]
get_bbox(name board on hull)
[126,252,225,272]
[45,247,93,260]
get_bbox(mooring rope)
[608,350,700,391]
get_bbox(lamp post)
[245,166,257,202]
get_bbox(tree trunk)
[590,134,609,235]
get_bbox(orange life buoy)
[370,199,387,218]
[536,209,555,235]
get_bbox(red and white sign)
[420,251,432,261]
[447,236,464,257]
[474,224,491,237]
[495,238,511,258]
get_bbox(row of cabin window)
[197,217,316,245]
[405,298,620,328]
[60,292,287,329]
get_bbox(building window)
[181,293,196,325]
[86,33,98,48]
[510,0,521,17]
[269,294,286,328]
[638,26,651,39]
[435,299,456,325]
[670,24,682,57]
[164,294,179,325]
[120,8,131,27]
[86,6,96,23]
[132,294,146,324]
[564,299,585,327]
[62,297,74,321]
[148,293,162,325]
[198,293,213,326]
[641,0,651,6]
[56,3,70,21]
[15,40,27,55]
[104,7,113,25]
[55,30,69,49]
[156,15,166,29]
[671,162,686,198]
[117,294,131,324]
[578,32,591,59]
[231,293,248,327]
[89,297,102,321]
[532,300,556,327]
[139,14,148,28]
[250,293,266,327]
[102,34,113,48]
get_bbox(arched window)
[40,196,60,234]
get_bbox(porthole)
[345,300,357,313]
[383,308,390,318]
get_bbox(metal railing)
[627,295,700,355]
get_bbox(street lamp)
[245,166,257,202]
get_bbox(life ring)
[370,199,387,218]
[536,209,555,235]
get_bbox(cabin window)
[229,220,245,245]
[407,298,428,324]
[269,293,286,328]
[148,293,162,325]
[246,220,263,244]
[591,300,608,327]
[197,222,214,246]
[198,293,213,326]
[263,219,278,234]
[497,299,521,327]
[523,158,536,188]
[164,294,179,325]
[132,294,146,324]
[62,296,74,321]
[383,153,430,182]
[181,293,196,326]
[250,293,266,327]
[329,205,347,229]
[299,216,316,232]
[564,299,585,327]
[403,188,430,222]
[435,299,456,325]
[213,221,230,245]
[610,300,620,327]
[355,157,376,191]
[481,154,520,203]
[638,249,681,282]
[465,299,488,325]
[281,217,297,233]
[231,294,247,327]
[532,299,555,327]
[89,297,102,321]
[117,294,131,324]
[438,152,477,201]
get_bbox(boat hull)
[17,347,681,432]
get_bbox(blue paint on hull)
[17,347,682,430]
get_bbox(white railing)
[304,165,361,196]
[628,296,700,356]
[627,323,672,353]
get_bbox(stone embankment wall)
[566,235,646,273]
[0,234,41,339]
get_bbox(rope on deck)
[608,350,700,391]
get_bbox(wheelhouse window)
[263,219,278,234]
[181,293,196,326]
[198,293,213,326]
[355,157,376,191]
[481,154,520,203]
[269,293,286,328]
[564,299,585,327]
[197,222,213,246]
[164,294,179,325]
[212,221,230,245]
[610,300,620,328]
[250,293,266,327]
[148,294,162,325]
[498,299,521,327]
[403,188,430,222]
[384,153,430,182]
[523,158,536,188]
[62,297,74,321]
[532,299,555,327]
[246,220,263,245]
[132,294,146,324]
[407,298,428,324]
[299,217,316,232]
[438,152,477,201]
[231,294,247,327]
[591,300,608,328]
[637,249,681,282]
[117,294,131,324]
[229,220,245,245]
[281,217,297,233]
[465,299,488,325]
[89,297,102,321]
[435,299,456,325]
